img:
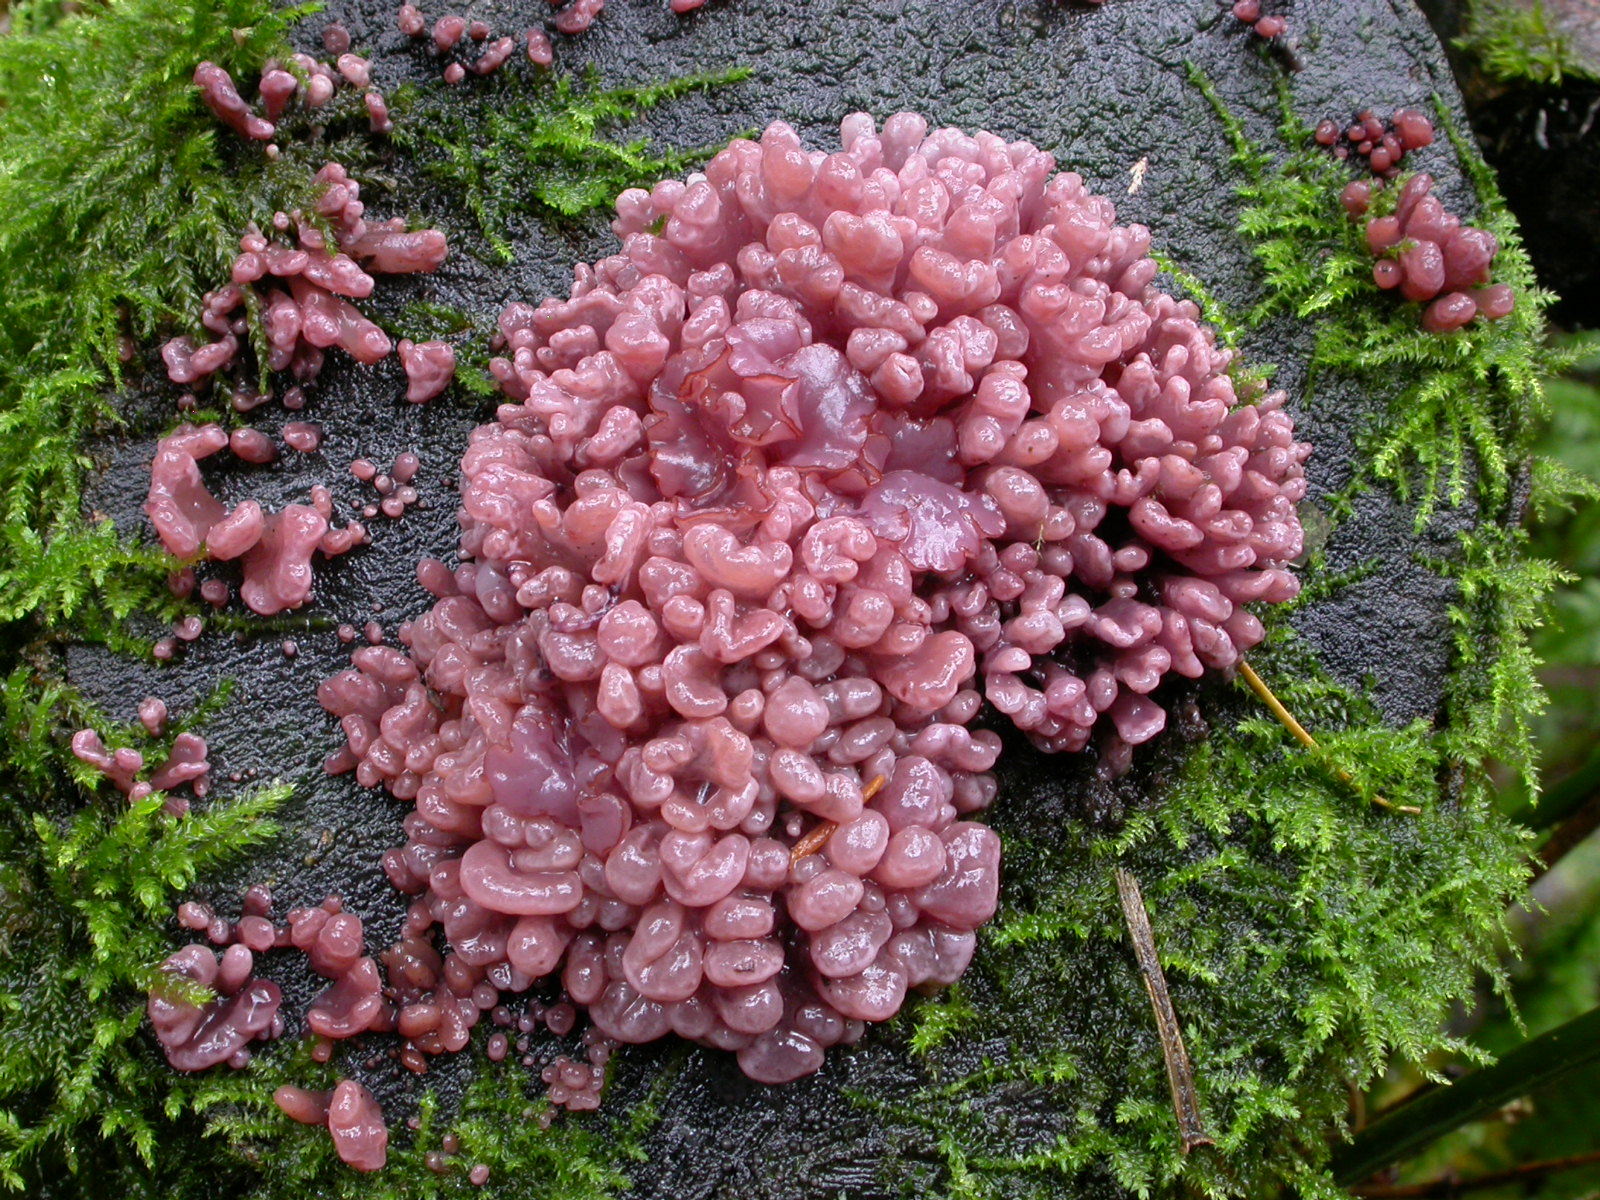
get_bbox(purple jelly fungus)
[313,114,1309,1091]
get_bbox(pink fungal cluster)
[394,6,542,77]
[1315,107,1435,177]
[1227,0,1288,40]
[395,0,726,54]
[148,943,285,1071]
[1342,173,1516,333]
[145,164,454,616]
[157,888,394,1171]
[351,450,426,522]
[161,163,451,397]
[144,421,367,616]
[313,112,1308,1085]
[195,51,393,150]
[70,710,210,816]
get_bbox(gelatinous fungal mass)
[320,113,1309,1083]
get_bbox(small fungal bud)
[398,4,426,36]
[1473,282,1516,320]
[306,73,336,108]
[336,54,371,89]
[472,36,515,75]
[258,69,298,121]
[365,92,394,135]
[230,428,277,464]
[283,422,324,453]
[392,452,421,483]
[433,15,466,50]
[274,1085,332,1125]
[555,0,605,35]
[194,62,275,141]
[1340,180,1371,216]
[139,697,169,736]
[327,1080,389,1172]
[1392,108,1435,151]
[397,339,456,402]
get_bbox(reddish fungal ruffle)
[148,944,285,1071]
[315,113,1310,1086]
[143,421,367,616]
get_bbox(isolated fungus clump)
[1315,106,1434,177]
[1226,0,1289,41]
[144,163,455,617]
[147,943,285,1071]
[160,163,451,396]
[1341,172,1516,333]
[143,420,369,616]
[317,112,1310,1085]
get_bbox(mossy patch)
[392,66,752,264]
[1454,0,1598,87]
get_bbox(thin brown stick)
[790,775,887,864]
[1237,659,1318,750]
[1236,660,1421,815]
[1114,867,1215,1155]
[790,820,836,864]
[1349,1148,1600,1198]
[1531,788,1600,883]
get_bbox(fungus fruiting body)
[1342,171,1516,332]
[313,112,1310,1086]
[145,165,451,616]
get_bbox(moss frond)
[393,65,752,263]
[1454,0,1596,87]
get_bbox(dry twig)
[1237,660,1421,814]
[1114,867,1214,1155]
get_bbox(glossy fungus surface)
[318,113,1310,1084]
[1343,171,1516,332]
[161,163,447,395]
[148,944,284,1071]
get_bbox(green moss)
[1454,0,1596,87]
[0,5,323,1179]
[0,0,337,640]
[393,66,752,264]
[0,764,288,1185]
